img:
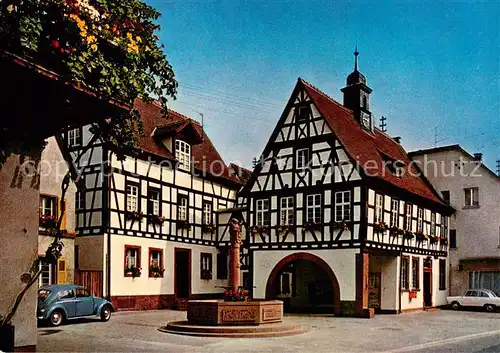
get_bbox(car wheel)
[50,310,64,326]
[484,304,496,313]
[100,305,112,322]
[451,301,461,310]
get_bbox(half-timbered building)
[242,52,454,316]
[65,100,242,310]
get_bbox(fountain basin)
[187,299,283,326]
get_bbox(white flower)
[7,4,17,12]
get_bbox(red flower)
[51,40,60,49]
[224,291,229,296]
[241,290,248,296]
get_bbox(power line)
[179,89,277,114]
[181,82,283,108]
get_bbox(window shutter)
[57,258,67,284]
[60,199,67,230]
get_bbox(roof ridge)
[299,77,353,114]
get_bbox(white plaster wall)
[109,236,226,296]
[252,249,359,301]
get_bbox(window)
[469,271,500,296]
[375,194,384,223]
[75,191,85,210]
[40,195,57,217]
[256,199,270,226]
[200,253,213,280]
[175,140,191,172]
[68,128,82,147]
[147,188,160,215]
[75,245,79,269]
[465,290,477,297]
[441,190,450,205]
[126,184,139,212]
[296,148,310,170]
[297,105,310,121]
[75,288,90,297]
[178,195,188,221]
[464,187,479,207]
[149,248,163,277]
[401,256,409,290]
[335,191,351,221]
[441,216,448,240]
[38,260,53,286]
[58,289,74,299]
[306,194,322,223]
[405,203,412,231]
[412,257,419,290]
[203,201,212,225]
[280,197,294,225]
[430,213,436,236]
[439,259,446,290]
[449,229,457,248]
[417,208,423,232]
[217,252,228,279]
[390,199,399,227]
[125,246,140,273]
[362,95,368,109]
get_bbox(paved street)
[37,309,500,353]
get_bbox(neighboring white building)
[64,100,243,310]
[38,137,77,287]
[410,145,500,296]
[240,53,454,316]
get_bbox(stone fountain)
[161,219,303,337]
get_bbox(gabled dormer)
[151,119,203,171]
[341,48,373,132]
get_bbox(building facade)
[241,54,453,315]
[38,137,77,287]
[65,100,243,310]
[410,146,500,296]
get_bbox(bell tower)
[341,48,373,131]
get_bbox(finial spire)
[354,45,359,71]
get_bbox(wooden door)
[175,249,191,299]
[57,258,67,284]
[368,272,381,309]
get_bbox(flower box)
[220,286,249,302]
[202,224,216,234]
[124,266,141,278]
[403,230,414,240]
[276,224,295,234]
[249,225,268,236]
[149,265,164,278]
[429,235,439,244]
[414,231,428,242]
[333,221,350,231]
[201,269,212,280]
[147,214,165,225]
[304,222,321,232]
[389,226,404,237]
[409,291,417,299]
[373,221,388,233]
[126,211,143,222]
[39,214,57,229]
[176,219,191,230]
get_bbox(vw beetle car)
[37,284,114,326]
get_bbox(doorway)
[174,248,191,299]
[423,258,432,307]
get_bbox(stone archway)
[265,252,341,315]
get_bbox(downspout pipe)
[398,251,402,314]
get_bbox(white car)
[446,289,500,312]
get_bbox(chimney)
[393,136,401,144]
[473,153,482,161]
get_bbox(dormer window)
[175,140,191,172]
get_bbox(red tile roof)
[229,163,253,187]
[134,99,240,185]
[300,78,444,205]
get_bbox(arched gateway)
[265,253,341,314]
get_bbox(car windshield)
[38,289,51,301]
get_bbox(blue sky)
[148,0,499,171]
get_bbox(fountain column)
[228,218,241,292]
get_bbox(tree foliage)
[0,0,178,157]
